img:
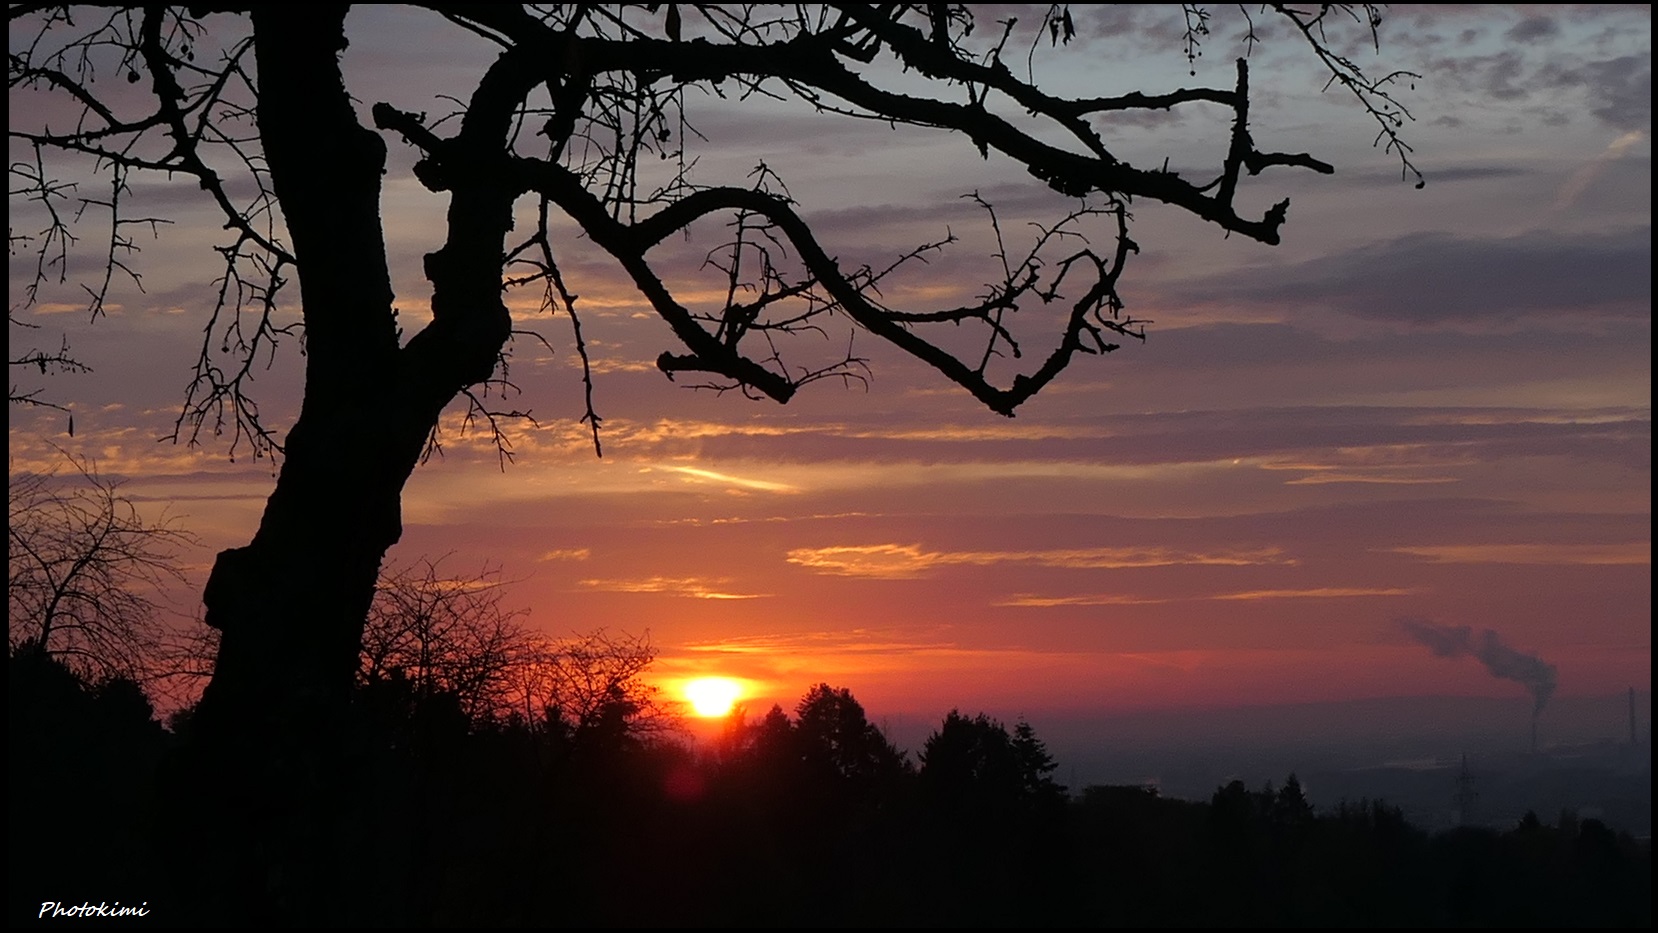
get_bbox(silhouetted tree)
[697,703,813,921]
[795,682,910,789]
[8,649,167,925]
[8,451,198,688]
[1273,773,1313,826]
[698,685,917,922]
[359,555,532,722]
[518,629,677,751]
[1069,784,1209,925]
[921,710,1023,810]
[173,555,674,741]
[917,711,1070,923]
[1013,718,1066,802]
[10,4,1421,917]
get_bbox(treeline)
[8,649,1650,928]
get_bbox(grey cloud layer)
[1427,46,1651,131]
[1172,225,1651,325]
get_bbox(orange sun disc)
[684,677,743,717]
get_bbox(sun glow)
[684,677,744,717]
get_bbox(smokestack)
[1397,617,1559,750]
[1632,686,1638,747]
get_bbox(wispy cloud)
[681,628,958,656]
[659,465,799,493]
[1283,473,1459,486]
[654,629,1299,700]
[577,576,770,599]
[536,548,591,562]
[560,357,658,375]
[1253,445,1481,482]
[786,543,1293,578]
[666,628,1199,682]
[1209,587,1414,601]
[1388,543,1650,565]
[996,593,1172,607]
[1000,587,1412,607]
[1555,130,1646,211]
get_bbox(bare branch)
[1270,3,1425,188]
[8,448,201,687]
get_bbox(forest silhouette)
[10,644,1650,927]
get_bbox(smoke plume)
[1397,616,1558,715]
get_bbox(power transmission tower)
[1452,753,1479,827]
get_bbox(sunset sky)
[8,5,1650,747]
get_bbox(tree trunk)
[162,8,513,922]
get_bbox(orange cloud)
[996,593,1171,607]
[535,548,591,562]
[786,543,1293,578]
[659,465,799,493]
[577,576,770,599]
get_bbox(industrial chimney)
[1631,686,1638,748]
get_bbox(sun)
[684,677,744,717]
